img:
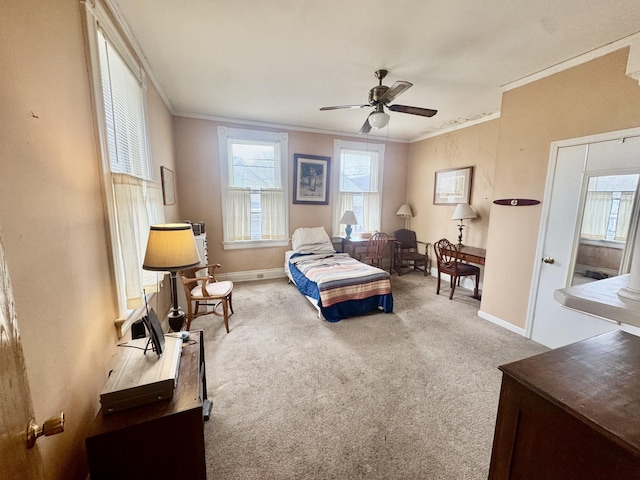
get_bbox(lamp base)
[345,224,352,240]
[167,310,186,333]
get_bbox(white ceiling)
[114,0,640,142]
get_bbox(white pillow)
[291,227,335,253]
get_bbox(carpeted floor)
[190,273,548,480]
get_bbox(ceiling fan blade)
[320,104,369,111]
[377,80,412,104]
[388,104,438,117]
[359,115,372,134]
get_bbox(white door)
[0,236,45,478]
[529,131,640,349]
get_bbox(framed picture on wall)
[161,166,175,205]
[293,154,330,205]
[434,166,473,205]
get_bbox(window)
[333,139,385,236]
[581,174,639,242]
[218,127,289,249]
[84,1,165,325]
[570,172,640,286]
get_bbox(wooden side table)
[341,236,396,273]
[86,330,208,479]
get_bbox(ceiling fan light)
[369,111,390,129]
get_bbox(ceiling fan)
[320,69,437,133]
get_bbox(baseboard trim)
[218,268,286,283]
[477,310,527,337]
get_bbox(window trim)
[217,126,289,249]
[83,0,154,332]
[332,139,385,236]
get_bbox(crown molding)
[174,111,411,143]
[502,32,640,92]
[410,112,501,142]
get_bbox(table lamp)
[395,204,413,229]
[339,210,358,240]
[143,223,201,332]
[451,203,477,246]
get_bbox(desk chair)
[433,238,480,299]
[359,232,389,270]
[393,229,429,276]
[179,264,234,332]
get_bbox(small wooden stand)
[86,330,209,479]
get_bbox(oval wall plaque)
[493,199,540,206]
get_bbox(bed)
[285,227,393,322]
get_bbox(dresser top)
[500,330,640,454]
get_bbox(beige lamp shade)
[395,204,413,218]
[339,210,358,225]
[142,223,201,271]
[451,203,477,221]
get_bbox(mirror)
[570,173,640,286]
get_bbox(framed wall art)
[433,166,474,205]
[161,166,175,205]
[293,154,330,205]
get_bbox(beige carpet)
[190,273,548,480]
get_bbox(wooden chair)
[358,232,389,270]
[433,238,480,300]
[179,263,234,332]
[393,229,429,276]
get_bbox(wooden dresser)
[86,330,208,479]
[489,330,640,479]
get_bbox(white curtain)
[615,192,634,241]
[225,187,252,241]
[261,189,286,240]
[334,194,355,236]
[363,192,381,233]
[112,173,165,308]
[581,192,612,240]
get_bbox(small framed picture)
[434,166,473,205]
[293,154,330,205]
[161,166,175,205]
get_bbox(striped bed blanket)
[289,253,391,307]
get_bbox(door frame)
[525,126,640,339]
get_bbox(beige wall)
[173,116,410,273]
[407,48,640,330]
[407,119,499,253]
[0,1,173,478]
[482,48,640,329]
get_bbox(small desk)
[341,236,396,273]
[452,245,486,266]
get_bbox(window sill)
[114,293,156,338]
[222,239,290,250]
[579,238,625,249]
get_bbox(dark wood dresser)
[85,330,208,479]
[489,330,640,479]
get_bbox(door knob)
[542,257,555,264]
[26,413,64,448]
